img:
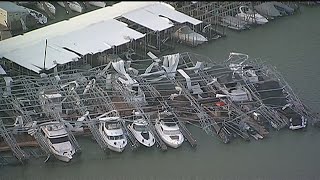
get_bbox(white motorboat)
[172,25,208,46]
[57,2,83,13]
[154,111,184,148]
[236,6,268,25]
[88,1,106,8]
[40,122,75,162]
[36,2,56,15]
[127,112,155,147]
[23,7,48,24]
[98,116,127,152]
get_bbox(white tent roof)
[2,39,80,73]
[0,1,157,56]
[0,2,201,74]
[49,19,145,56]
[143,3,202,25]
[122,8,174,31]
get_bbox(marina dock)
[0,1,318,167]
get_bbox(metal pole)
[43,39,48,70]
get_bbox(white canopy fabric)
[0,2,202,73]
[2,39,80,73]
[122,8,174,31]
[144,3,202,25]
[50,19,145,56]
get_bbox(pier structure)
[0,51,317,165]
[166,2,252,33]
[140,53,230,143]
[169,53,258,141]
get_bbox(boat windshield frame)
[49,135,70,144]
[163,129,180,135]
[133,124,148,132]
[106,122,121,130]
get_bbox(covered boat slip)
[0,2,165,75]
[0,18,145,74]
[118,2,203,52]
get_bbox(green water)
[1,5,320,180]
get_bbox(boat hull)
[53,153,72,162]
[107,144,126,152]
[127,125,155,147]
[88,1,106,8]
[154,123,184,148]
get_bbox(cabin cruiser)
[127,112,155,147]
[40,122,75,162]
[36,2,56,15]
[236,6,268,25]
[172,25,208,46]
[57,2,83,13]
[98,116,127,152]
[88,1,106,8]
[155,111,184,148]
[23,7,47,24]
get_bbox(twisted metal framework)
[0,51,316,165]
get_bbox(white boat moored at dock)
[236,6,269,25]
[40,122,76,162]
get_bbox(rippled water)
[1,5,320,180]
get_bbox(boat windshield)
[107,135,124,140]
[107,123,121,130]
[133,124,147,132]
[163,129,180,135]
[180,26,194,34]
[49,136,69,144]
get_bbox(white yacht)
[172,25,208,46]
[88,1,106,8]
[127,113,155,147]
[154,111,184,148]
[36,2,56,15]
[99,117,127,152]
[236,6,268,25]
[40,122,75,162]
[57,2,83,13]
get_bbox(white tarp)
[144,3,202,25]
[122,8,174,31]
